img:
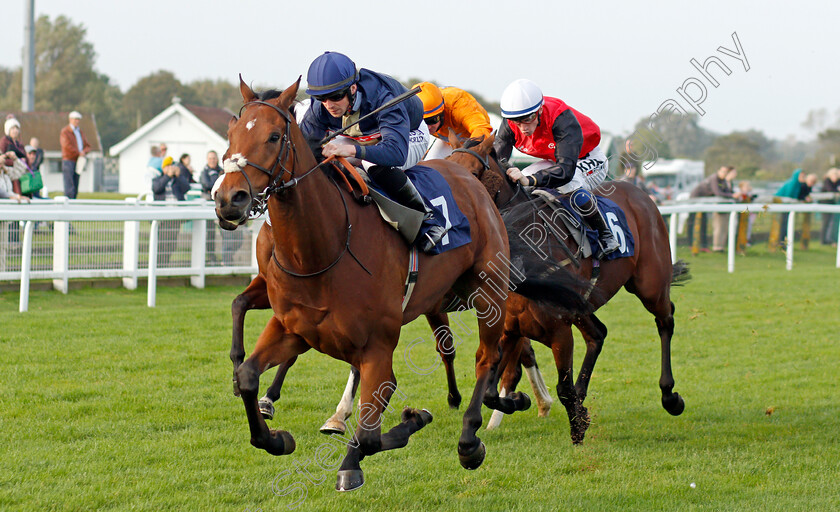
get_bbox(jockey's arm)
[493,121,516,169]
[352,104,410,167]
[529,110,584,189]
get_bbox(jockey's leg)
[560,147,619,255]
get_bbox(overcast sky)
[1,0,837,141]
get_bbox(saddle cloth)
[364,165,471,255]
[539,188,635,261]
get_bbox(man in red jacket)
[494,79,619,254]
[59,111,91,199]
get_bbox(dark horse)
[442,135,689,443]
[214,78,591,491]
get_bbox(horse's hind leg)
[552,323,590,444]
[319,366,360,435]
[336,355,432,492]
[231,274,271,396]
[426,312,461,409]
[519,340,553,417]
[654,301,684,415]
[258,355,298,421]
[574,313,607,403]
[236,316,309,456]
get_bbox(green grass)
[1,247,839,511]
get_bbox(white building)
[110,98,232,195]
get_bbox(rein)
[231,99,370,278]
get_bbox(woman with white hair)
[1,116,27,196]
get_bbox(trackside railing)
[0,197,263,312]
[2,198,840,313]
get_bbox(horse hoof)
[570,407,591,445]
[253,429,295,456]
[259,397,275,421]
[459,441,486,470]
[448,392,462,409]
[537,400,552,417]
[335,469,364,492]
[510,391,531,412]
[401,407,433,427]
[662,392,685,416]
[319,417,347,435]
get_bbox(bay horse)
[214,78,591,491]
[443,136,689,443]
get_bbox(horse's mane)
[253,88,298,119]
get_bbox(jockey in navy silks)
[299,51,447,253]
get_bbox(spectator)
[159,143,168,160]
[177,153,195,185]
[28,138,44,172]
[148,145,163,171]
[820,168,839,246]
[710,167,738,251]
[775,169,818,244]
[200,150,223,263]
[151,155,190,267]
[2,116,26,196]
[687,165,735,252]
[23,145,45,199]
[152,156,191,201]
[59,111,91,199]
[0,154,27,202]
[734,180,757,245]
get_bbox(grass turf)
[1,245,838,511]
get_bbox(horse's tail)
[671,259,691,286]
[503,203,598,315]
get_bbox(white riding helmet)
[500,79,544,119]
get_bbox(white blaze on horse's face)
[246,119,257,131]
[210,173,226,200]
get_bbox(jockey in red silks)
[299,51,446,252]
[494,78,619,254]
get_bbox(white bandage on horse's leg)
[486,387,507,430]
[525,365,553,417]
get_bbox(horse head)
[214,76,302,230]
[446,134,518,208]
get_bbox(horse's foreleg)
[552,323,590,444]
[236,316,309,456]
[336,352,432,492]
[425,312,461,409]
[231,274,270,396]
[320,366,360,435]
[573,314,607,402]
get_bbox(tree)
[123,71,194,129]
[186,78,242,112]
[802,128,840,173]
[645,112,716,160]
[703,132,764,177]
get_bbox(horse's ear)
[228,115,237,131]
[448,130,462,149]
[273,76,301,108]
[479,133,495,151]
[239,74,257,103]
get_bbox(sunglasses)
[510,112,539,124]
[313,88,349,103]
[424,114,443,126]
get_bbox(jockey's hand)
[506,167,536,187]
[322,141,357,159]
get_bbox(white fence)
[2,198,840,313]
[0,197,263,312]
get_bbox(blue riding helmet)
[305,52,359,96]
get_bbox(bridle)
[234,100,331,218]
[228,99,369,278]
[450,146,523,209]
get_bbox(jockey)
[494,79,619,255]
[299,51,446,253]
[413,82,493,160]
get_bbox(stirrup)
[420,225,447,253]
[598,233,620,255]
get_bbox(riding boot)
[576,196,620,255]
[368,165,448,253]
